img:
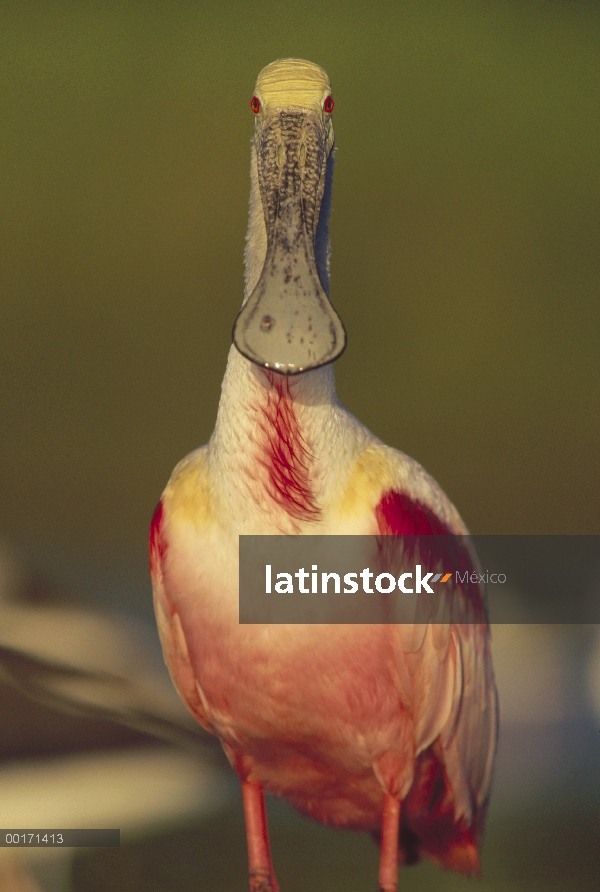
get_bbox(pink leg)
[241,780,279,892]
[378,794,401,892]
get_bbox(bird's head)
[233,59,346,376]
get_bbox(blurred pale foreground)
[0,543,232,891]
[0,542,598,891]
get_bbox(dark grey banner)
[1,830,120,847]
[238,536,600,623]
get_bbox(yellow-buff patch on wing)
[164,447,213,529]
[338,446,402,520]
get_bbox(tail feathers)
[376,742,484,877]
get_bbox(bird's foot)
[249,870,278,892]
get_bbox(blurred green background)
[2,1,599,575]
[1,2,599,890]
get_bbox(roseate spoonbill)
[150,58,498,891]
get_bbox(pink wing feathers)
[150,500,215,734]
[375,489,498,875]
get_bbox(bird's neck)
[209,347,344,530]
[208,148,368,531]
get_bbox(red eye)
[250,96,261,114]
[323,95,334,114]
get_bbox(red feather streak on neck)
[375,489,485,622]
[252,372,320,523]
